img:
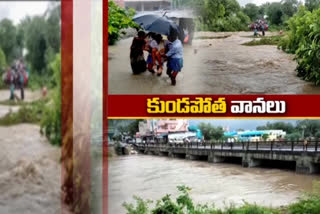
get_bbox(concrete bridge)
[133,140,320,174]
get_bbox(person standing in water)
[146,34,163,76]
[165,32,183,86]
[130,31,147,75]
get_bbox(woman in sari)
[130,31,147,75]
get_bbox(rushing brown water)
[108,155,320,214]
[0,124,68,214]
[109,32,320,94]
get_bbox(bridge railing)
[135,140,320,153]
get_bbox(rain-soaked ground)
[109,31,320,94]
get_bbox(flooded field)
[109,31,320,94]
[108,155,320,214]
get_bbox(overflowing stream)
[109,155,320,214]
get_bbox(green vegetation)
[257,120,320,140]
[180,0,250,31]
[0,3,61,146]
[176,0,309,32]
[110,119,144,140]
[40,53,61,146]
[0,3,60,90]
[242,0,300,26]
[278,7,320,85]
[0,99,46,126]
[124,183,320,214]
[108,0,137,45]
[0,53,61,146]
[194,35,231,40]
[242,35,284,46]
[198,122,224,141]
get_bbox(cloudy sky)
[189,119,298,131]
[0,1,50,25]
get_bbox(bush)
[243,35,284,46]
[279,6,320,85]
[123,186,281,214]
[288,182,320,214]
[0,99,46,126]
[40,53,61,145]
[108,0,137,45]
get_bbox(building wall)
[125,1,171,11]
[114,0,125,7]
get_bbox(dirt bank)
[109,31,320,94]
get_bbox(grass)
[194,35,232,40]
[0,99,46,126]
[0,99,26,106]
[124,182,320,214]
[242,35,285,46]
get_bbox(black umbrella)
[133,14,179,36]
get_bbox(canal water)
[109,32,320,95]
[108,154,320,214]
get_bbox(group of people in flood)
[130,30,183,86]
[249,20,268,37]
[2,59,29,100]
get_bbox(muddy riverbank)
[109,31,320,94]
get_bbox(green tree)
[285,132,302,140]
[198,122,224,141]
[305,0,320,11]
[0,19,17,63]
[262,133,269,141]
[256,122,295,134]
[243,3,260,21]
[0,48,7,71]
[296,120,320,138]
[193,0,250,32]
[24,16,47,73]
[315,131,320,139]
[41,53,61,145]
[281,0,299,17]
[128,120,143,137]
[267,2,284,25]
[108,0,137,45]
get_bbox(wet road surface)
[109,32,320,94]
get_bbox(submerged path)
[109,31,320,95]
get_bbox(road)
[109,31,320,94]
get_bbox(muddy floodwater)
[0,124,67,214]
[109,32,320,94]
[109,155,320,214]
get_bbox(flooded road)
[109,155,320,214]
[109,32,320,94]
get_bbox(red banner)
[108,95,320,118]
